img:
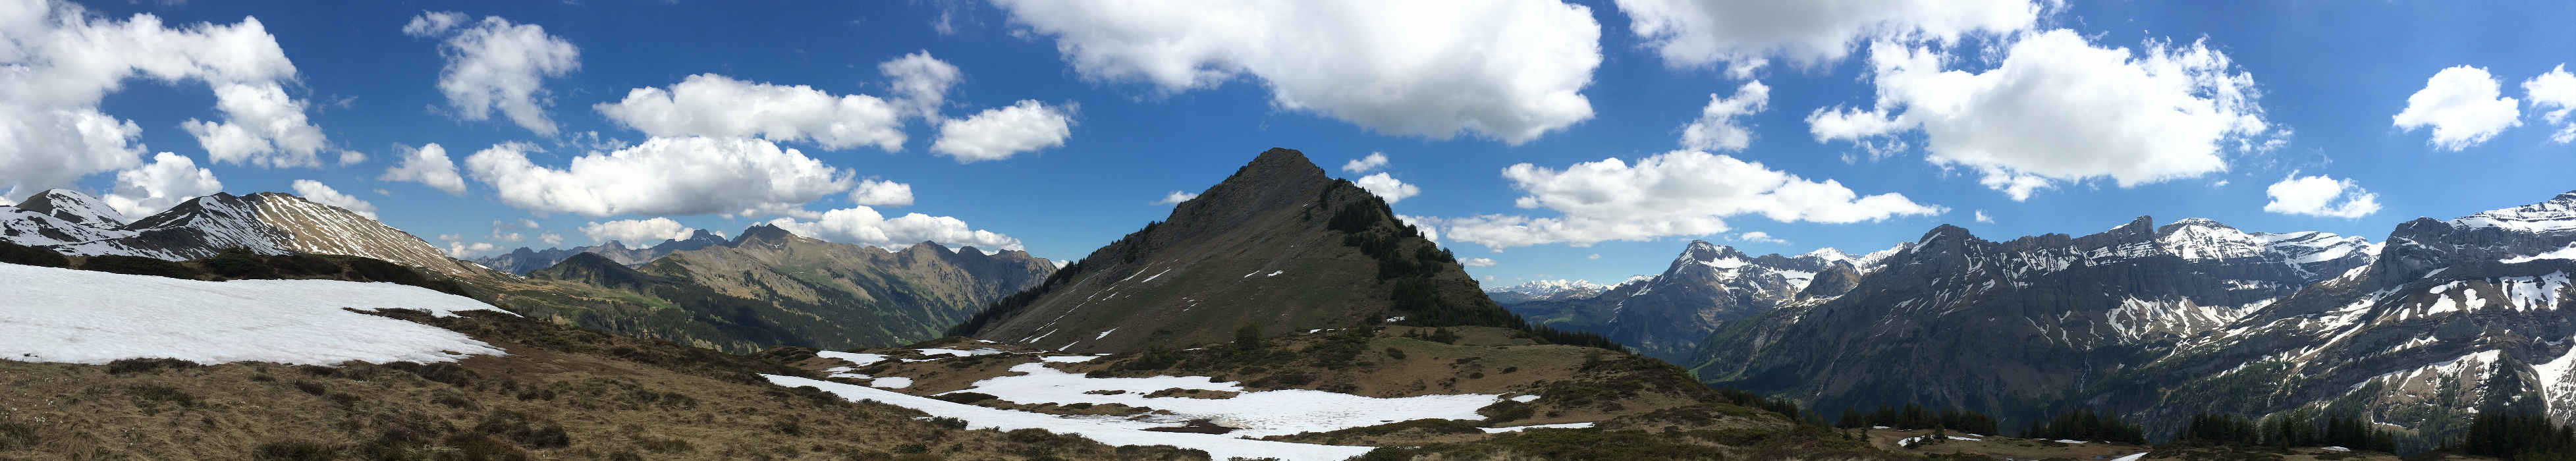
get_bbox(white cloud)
[1809,30,2276,201]
[539,232,563,246]
[463,137,854,217]
[1433,150,1942,250]
[765,206,1022,251]
[101,153,224,218]
[1354,173,1420,203]
[380,143,468,195]
[581,217,696,244]
[990,0,1601,144]
[0,3,324,198]
[1973,209,1993,223]
[931,100,1073,162]
[441,238,498,258]
[849,179,915,207]
[518,218,539,229]
[879,51,962,121]
[1587,254,1601,259]
[337,149,367,166]
[2521,64,2576,144]
[181,82,329,168]
[1154,190,1199,205]
[1613,0,2038,76]
[1460,258,1497,267]
[2393,65,2521,151]
[1342,152,1390,173]
[1735,231,1785,244]
[594,74,907,151]
[290,179,376,219]
[2262,173,2380,219]
[1680,80,1770,151]
[400,11,465,36]
[409,13,579,136]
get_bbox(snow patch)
[766,375,1371,461]
[0,263,507,366]
[945,362,1497,438]
[870,377,914,389]
[1478,422,1593,433]
[817,351,889,367]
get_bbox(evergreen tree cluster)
[1713,389,1810,423]
[1321,184,1624,352]
[1834,403,2000,435]
[2021,409,2145,444]
[2446,406,2576,459]
[2176,410,2396,452]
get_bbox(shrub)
[927,417,970,429]
[206,246,267,278]
[105,358,200,374]
[0,421,39,450]
[251,441,337,460]
[0,241,68,267]
[1479,400,1536,423]
[1383,347,1407,360]
[82,255,194,279]
[934,393,997,404]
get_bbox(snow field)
[765,375,1375,461]
[0,262,507,366]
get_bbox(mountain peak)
[2451,190,2576,233]
[732,224,798,246]
[14,188,126,228]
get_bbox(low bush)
[105,358,200,374]
[0,241,68,267]
[81,255,194,279]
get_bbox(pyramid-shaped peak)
[732,223,798,245]
[16,188,127,227]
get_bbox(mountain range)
[470,229,730,275]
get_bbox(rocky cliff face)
[1498,240,1880,361]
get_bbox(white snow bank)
[765,375,1372,461]
[2321,446,2351,452]
[1040,356,1101,363]
[951,362,1498,438]
[0,262,507,366]
[1510,394,1541,402]
[2053,439,2086,444]
[2110,452,2148,461]
[927,345,1004,355]
[818,351,889,367]
[1898,435,1983,445]
[1479,422,1592,433]
[2505,244,2576,263]
[871,377,914,389]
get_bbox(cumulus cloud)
[2521,64,2576,144]
[1433,150,1942,250]
[1154,190,1199,205]
[581,217,696,244]
[765,206,1022,251]
[1342,152,1390,173]
[2262,173,2380,219]
[931,100,1074,162]
[2392,65,2521,151]
[1460,258,1498,267]
[337,149,367,166]
[290,179,376,219]
[1680,80,1770,151]
[990,0,1601,144]
[539,232,563,246]
[1735,231,1785,244]
[0,2,327,198]
[182,82,330,168]
[1808,30,2276,201]
[437,232,499,258]
[880,51,963,121]
[1973,209,1993,223]
[1354,173,1420,203]
[380,143,468,195]
[101,153,224,218]
[595,74,908,151]
[408,12,579,136]
[1613,0,2038,76]
[463,137,854,217]
[849,179,915,207]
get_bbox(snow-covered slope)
[0,262,508,366]
[7,192,479,275]
[13,189,127,229]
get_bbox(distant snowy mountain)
[1498,240,1880,361]
[0,189,479,275]
[1482,279,1612,304]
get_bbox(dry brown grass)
[0,311,1212,461]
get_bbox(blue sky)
[9,0,2573,285]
